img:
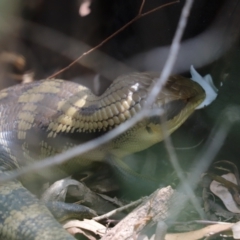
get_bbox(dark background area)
[1,0,228,80]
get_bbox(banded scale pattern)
[0,72,205,239]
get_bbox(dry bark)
[101,186,188,240]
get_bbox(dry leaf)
[63,219,106,237]
[210,173,240,213]
[232,221,240,239]
[67,227,96,240]
[164,223,234,240]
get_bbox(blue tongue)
[190,65,218,109]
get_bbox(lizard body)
[0,72,205,239]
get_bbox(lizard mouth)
[148,92,203,134]
[164,94,204,134]
[163,65,218,134]
[148,69,210,136]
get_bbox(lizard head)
[110,68,217,157]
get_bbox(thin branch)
[174,138,204,150]
[161,119,205,219]
[145,0,194,107]
[0,109,161,182]
[140,1,179,18]
[93,198,145,221]
[179,113,234,192]
[140,0,205,220]
[48,0,179,79]
[129,0,240,73]
[138,0,146,15]
[168,106,240,225]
